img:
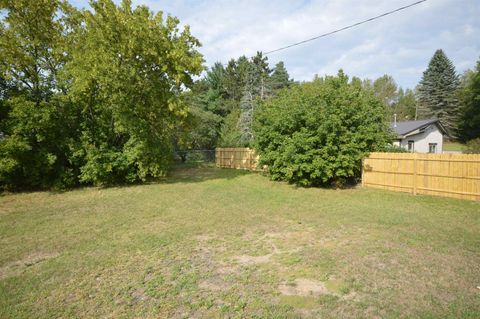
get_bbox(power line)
[215,0,427,68]
[263,0,427,55]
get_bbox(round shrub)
[253,71,391,187]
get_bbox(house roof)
[390,119,448,137]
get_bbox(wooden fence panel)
[215,148,258,170]
[363,152,480,201]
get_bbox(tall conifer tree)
[417,49,460,137]
[269,61,291,91]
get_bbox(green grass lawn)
[1,165,479,318]
[443,141,467,152]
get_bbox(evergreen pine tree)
[224,56,249,101]
[417,49,460,137]
[269,61,291,92]
[250,51,271,99]
[205,62,226,94]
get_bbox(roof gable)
[390,119,447,137]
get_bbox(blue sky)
[72,0,479,89]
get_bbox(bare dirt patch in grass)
[279,278,329,296]
[231,231,309,267]
[130,287,151,303]
[233,254,273,265]
[0,252,59,279]
[216,264,238,275]
[198,277,231,292]
[278,278,349,297]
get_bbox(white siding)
[398,124,443,153]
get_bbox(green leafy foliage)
[66,0,203,185]
[394,88,417,120]
[381,144,408,153]
[0,0,80,189]
[464,138,480,154]
[0,0,203,189]
[189,53,293,148]
[458,59,480,142]
[362,75,417,122]
[373,74,398,107]
[254,71,391,187]
[217,108,243,147]
[173,103,222,151]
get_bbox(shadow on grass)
[0,161,253,196]
[156,161,253,185]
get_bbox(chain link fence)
[173,150,216,164]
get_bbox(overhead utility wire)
[263,0,427,55]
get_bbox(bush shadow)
[154,161,253,185]
[0,162,253,196]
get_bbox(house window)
[429,143,437,153]
[407,140,415,152]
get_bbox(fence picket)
[215,148,258,171]
[363,152,480,201]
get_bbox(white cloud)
[79,0,480,88]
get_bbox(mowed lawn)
[443,142,467,152]
[1,166,479,318]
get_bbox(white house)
[390,119,447,153]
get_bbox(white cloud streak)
[79,0,480,88]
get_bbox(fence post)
[361,157,365,187]
[251,149,255,171]
[413,153,417,195]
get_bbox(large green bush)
[254,71,392,187]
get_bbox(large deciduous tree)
[65,0,203,185]
[0,0,80,189]
[373,74,398,108]
[395,88,417,121]
[362,75,417,122]
[417,49,460,137]
[0,0,204,189]
[458,59,480,142]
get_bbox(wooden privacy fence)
[215,148,258,170]
[362,152,480,201]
